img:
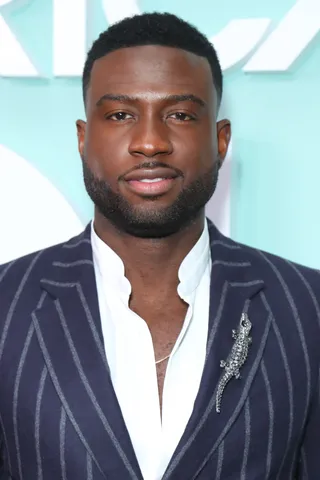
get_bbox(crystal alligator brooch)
[216,313,252,413]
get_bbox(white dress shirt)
[91,221,211,480]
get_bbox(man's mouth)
[122,168,180,196]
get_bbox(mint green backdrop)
[1,0,319,267]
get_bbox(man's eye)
[106,112,133,121]
[169,112,195,121]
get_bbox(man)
[0,12,319,480]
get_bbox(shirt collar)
[91,223,131,298]
[177,220,210,298]
[91,220,210,300]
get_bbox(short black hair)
[82,12,223,106]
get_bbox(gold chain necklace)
[155,354,171,365]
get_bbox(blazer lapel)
[163,222,272,479]
[32,225,142,480]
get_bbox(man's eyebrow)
[166,94,206,107]
[95,93,206,107]
[96,94,133,106]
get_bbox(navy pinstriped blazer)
[0,220,320,479]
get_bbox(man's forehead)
[89,45,215,100]
[94,46,210,78]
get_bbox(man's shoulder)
[208,219,320,297]
[0,227,89,292]
[243,240,318,280]
[227,235,320,300]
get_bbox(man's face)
[77,45,231,238]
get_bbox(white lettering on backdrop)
[1,0,319,77]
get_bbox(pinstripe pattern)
[86,452,93,480]
[261,360,274,480]
[54,299,138,480]
[63,238,91,249]
[0,412,11,475]
[166,280,231,478]
[209,240,241,250]
[284,259,320,328]
[211,261,251,268]
[215,442,224,480]
[261,292,295,480]
[1,221,320,479]
[40,280,108,371]
[259,252,311,415]
[59,408,67,480]
[240,399,251,480]
[34,290,50,479]
[259,254,312,478]
[35,366,47,480]
[35,373,47,477]
[242,298,250,315]
[53,260,94,268]
[192,317,271,479]
[208,223,241,250]
[41,280,77,288]
[32,311,105,476]
[0,250,43,362]
[75,283,109,372]
[0,259,16,284]
[205,281,229,361]
[301,447,308,480]
[230,280,264,288]
[167,305,271,479]
[13,322,35,479]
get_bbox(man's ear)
[216,119,231,167]
[76,120,87,157]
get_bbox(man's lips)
[123,167,178,182]
[122,168,180,196]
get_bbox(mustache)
[118,161,184,181]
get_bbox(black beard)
[82,159,220,239]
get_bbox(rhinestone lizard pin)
[216,313,252,413]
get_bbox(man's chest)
[123,295,189,401]
[0,292,313,480]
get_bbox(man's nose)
[128,117,173,158]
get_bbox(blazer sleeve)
[297,371,320,478]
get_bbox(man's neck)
[93,211,205,293]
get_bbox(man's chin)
[118,223,183,239]
[108,210,199,239]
